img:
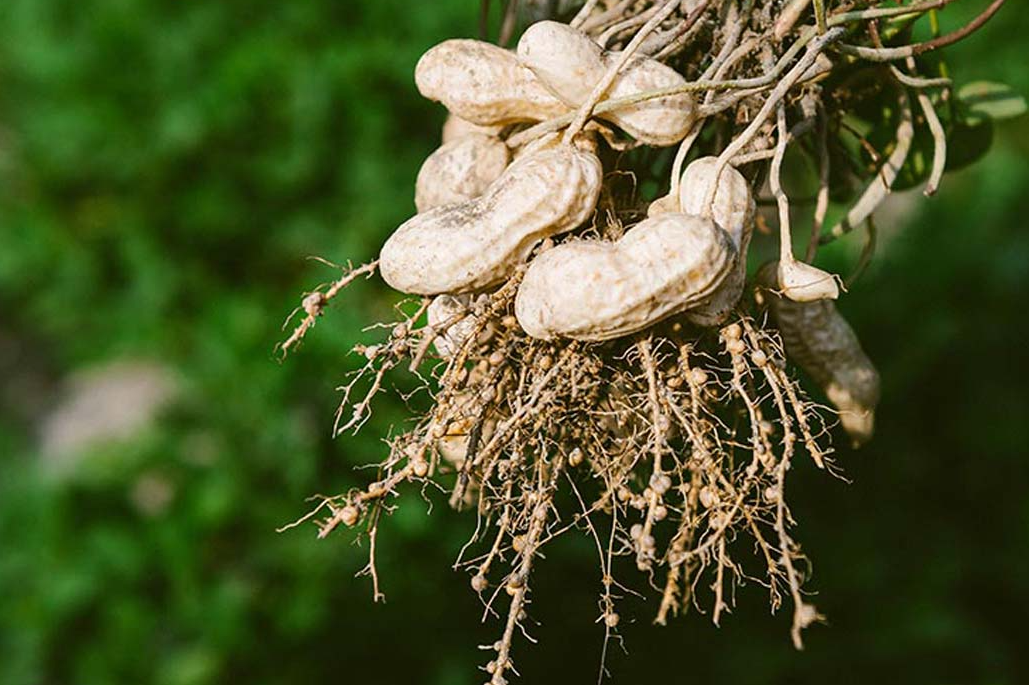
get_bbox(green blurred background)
[1,2,1027,684]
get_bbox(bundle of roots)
[278,0,1003,681]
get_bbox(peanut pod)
[678,157,756,327]
[415,134,511,212]
[416,39,571,126]
[426,294,489,359]
[515,213,736,341]
[517,21,695,146]
[441,114,504,144]
[758,263,881,446]
[646,192,679,217]
[778,258,840,302]
[380,145,603,295]
[437,390,497,469]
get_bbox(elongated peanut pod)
[678,157,755,327]
[515,213,735,341]
[416,40,571,126]
[758,263,881,446]
[517,21,695,146]
[415,134,511,212]
[381,146,603,295]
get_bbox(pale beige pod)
[380,145,603,295]
[415,39,570,126]
[515,213,735,341]
[598,52,695,146]
[440,114,504,144]
[517,21,694,146]
[677,157,756,327]
[646,193,679,217]
[515,21,604,105]
[778,259,840,302]
[758,263,881,446]
[436,390,497,468]
[415,134,511,212]
[511,128,599,160]
[426,294,490,359]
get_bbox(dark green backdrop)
[1,2,1027,684]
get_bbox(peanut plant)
[278,1,1019,682]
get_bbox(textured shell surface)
[678,157,755,326]
[415,134,511,212]
[778,259,840,302]
[416,39,570,126]
[759,263,880,444]
[600,51,693,146]
[441,114,504,144]
[517,21,694,147]
[646,193,679,217]
[380,145,603,295]
[517,21,605,106]
[426,294,486,358]
[515,213,735,341]
[436,389,496,466]
[678,157,754,247]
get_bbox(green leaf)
[957,81,1028,126]
[946,120,994,172]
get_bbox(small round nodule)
[341,505,360,527]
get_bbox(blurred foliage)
[0,1,1027,684]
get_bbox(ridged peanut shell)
[778,259,840,302]
[441,114,504,144]
[678,157,755,326]
[758,263,880,446]
[646,193,679,217]
[415,134,511,212]
[380,145,603,295]
[517,21,694,146]
[599,52,694,146]
[426,294,489,359]
[436,389,497,467]
[515,213,736,341]
[516,21,604,104]
[416,39,570,126]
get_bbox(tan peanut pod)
[512,128,599,160]
[441,114,504,144]
[415,134,511,212]
[778,259,840,302]
[677,157,756,327]
[426,294,490,358]
[757,263,881,446]
[415,39,571,126]
[437,389,497,468]
[515,213,735,341]
[517,21,695,146]
[646,193,679,217]
[380,145,603,295]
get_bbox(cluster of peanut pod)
[379,19,879,443]
[280,1,1008,678]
